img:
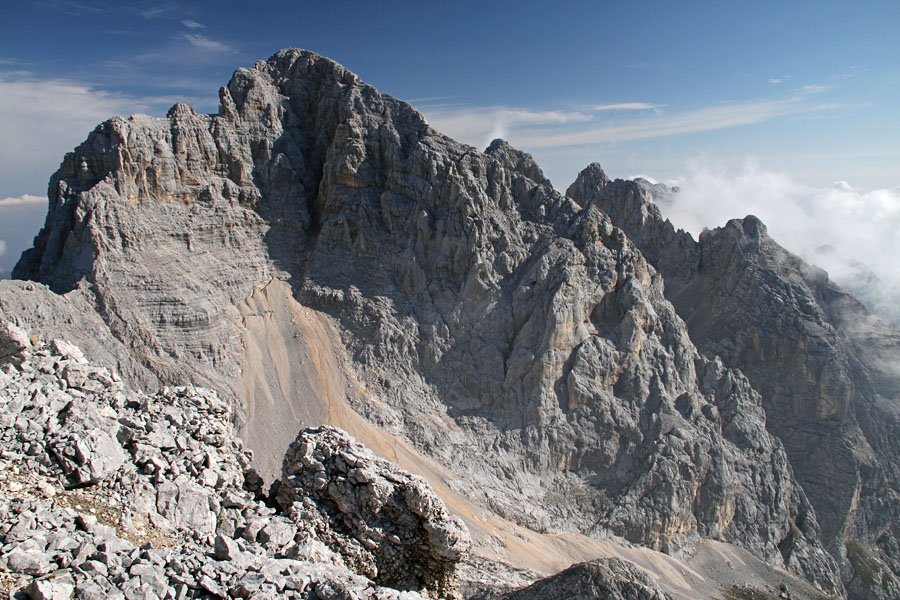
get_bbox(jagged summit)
[574,170,900,600]
[4,47,897,599]
[707,214,769,243]
[484,138,552,187]
[566,161,611,203]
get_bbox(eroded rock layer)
[8,49,867,596]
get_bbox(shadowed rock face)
[12,49,844,595]
[501,558,671,600]
[568,165,900,599]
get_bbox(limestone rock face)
[278,426,470,597]
[569,165,900,599]
[10,49,848,595]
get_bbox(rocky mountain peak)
[484,138,552,186]
[6,47,897,599]
[585,170,900,600]
[566,162,611,204]
[700,214,769,247]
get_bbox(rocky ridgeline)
[567,167,900,599]
[0,323,471,599]
[8,47,895,598]
[8,50,844,596]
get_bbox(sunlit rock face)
[569,165,900,599]
[10,49,857,596]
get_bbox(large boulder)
[279,426,470,598]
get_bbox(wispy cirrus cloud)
[520,98,817,148]
[138,0,184,19]
[181,19,205,29]
[800,84,831,94]
[422,106,596,148]
[592,102,663,111]
[829,66,859,81]
[178,33,233,53]
[33,0,104,15]
[134,37,237,66]
[768,75,792,84]
[423,95,838,151]
[36,0,189,20]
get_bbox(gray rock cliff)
[5,49,868,597]
[568,165,900,599]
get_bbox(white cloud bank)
[660,158,900,324]
[0,240,6,257]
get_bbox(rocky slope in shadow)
[5,49,857,596]
[568,165,900,599]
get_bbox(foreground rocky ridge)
[567,168,900,599]
[4,47,892,598]
[0,327,474,598]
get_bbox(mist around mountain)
[638,160,900,327]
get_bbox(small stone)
[99,538,136,554]
[77,559,109,577]
[25,569,76,600]
[257,519,296,548]
[50,339,88,364]
[214,534,243,561]
[199,574,226,597]
[200,468,219,488]
[38,480,57,497]
[128,562,168,598]
[67,429,126,485]
[0,321,30,362]
[5,548,53,576]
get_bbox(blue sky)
[1,0,899,279]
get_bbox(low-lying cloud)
[659,158,900,325]
[0,194,46,206]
